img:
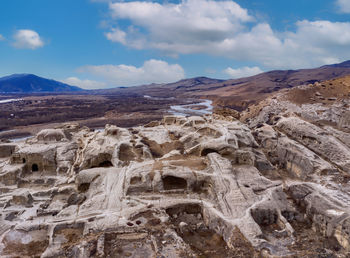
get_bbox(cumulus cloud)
[337,0,350,13]
[61,77,106,90]
[107,0,252,49]
[102,0,350,69]
[224,66,263,78]
[79,59,185,87]
[105,28,126,44]
[12,29,44,49]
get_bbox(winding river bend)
[143,95,213,117]
[169,99,213,116]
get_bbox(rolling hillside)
[107,60,350,110]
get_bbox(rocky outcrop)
[1,78,350,257]
[275,116,350,173]
[254,124,336,179]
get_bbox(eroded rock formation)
[1,78,350,257]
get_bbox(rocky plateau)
[0,76,350,257]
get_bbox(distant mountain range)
[107,60,350,110]
[0,74,82,93]
[2,60,350,102]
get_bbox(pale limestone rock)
[36,128,68,142]
[0,113,349,257]
[276,116,350,173]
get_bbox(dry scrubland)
[0,94,188,139]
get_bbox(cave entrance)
[200,148,218,156]
[98,160,113,167]
[32,163,39,172]
[251,208,278,226]
[91,153,113,168]
[162,176,187,190]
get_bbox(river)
[169,99,213,116]
[0,98,23,104]
[143,95,213,117]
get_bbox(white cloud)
[337,0,350,13]
[281,20,350,67]
[107,0,253,48]
[79,59,185,87]
[102,0,350,69]
[61,77,106,90]
[0,34,5,41]
[105,28,126,44]
[12,29,44,49]
[224,66,263,78]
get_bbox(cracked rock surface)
[1,79,350,257]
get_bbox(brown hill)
[105,60,350,111]
[240,74,350,124]
[283,74,350,105]
[196,61,350,110]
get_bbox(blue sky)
[1,0,350,88]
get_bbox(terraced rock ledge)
[1,78,350,257]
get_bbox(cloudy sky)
[1,0,350,89]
